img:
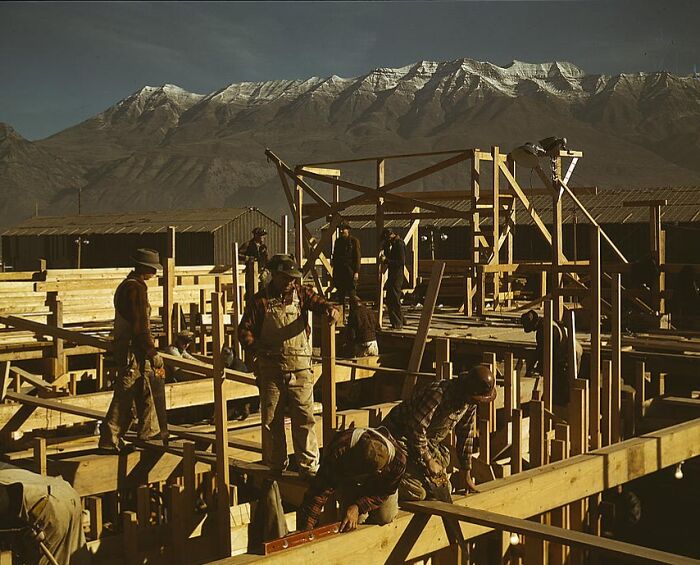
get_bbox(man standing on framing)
[381,228,406,330]
[99,248,165,454]
[381,365,495,500]
[239,254,339,476]
[331,222,361,309]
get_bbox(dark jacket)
[114,273,157,358]
[383,237,406,278]
[332,235,362,283]
[347,304,380,344]
[240,239,268,269]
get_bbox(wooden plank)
[543,300,554,413]
[33,436,47,475]
[589,226,601,450]
[402,501,695,565]
[512,408,523,474]
[321,313,337,445]
[163,226,176,347]
[601,360,612,447]
[401,261,445,398]
[212,291,232,557]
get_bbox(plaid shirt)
[298,428,406,530]
[382,380,477,472]
[237,281,334,353]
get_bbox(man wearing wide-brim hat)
[381,364,496,500]
[238,254,339,477]
[99,248,165,453]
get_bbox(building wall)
[221,209,285,263]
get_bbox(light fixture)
[675,461,684,480]
[420,235,429,242]
[509,532,520,546]
[440,232,448,242]
[508,142,545,169]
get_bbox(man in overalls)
[238,254,339,477]
[99,248,165,454]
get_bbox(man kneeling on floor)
[381,365,496,500]
[298,426,405,532]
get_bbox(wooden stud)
[162,226,176,348]
[168,484,186,563]
[183,441,196,521]
[589,226,601,450]
[635,361,646,431]
[478,418,490,464]
[321,312,337,446]
[33,437,46,475]
[543,300,554,414]
[122,511,139,565]
[85,496,103,540]
[136,484,150,528]
[199,289,207,355]
[552,157,564,320]
[281,214,289,255]
[570,380,588,456]
[491,146,501,310]
[601,360,612,447]
[402,261,446,398]
[504,352,516,422]
[47,292,65,379]
[471,149,481,267]
[96,353,104,391]
[550,437,570,565]
[211,291,232,557]
[564,308,579,389]
[512,408,523,474]
[465,275,473,317]
[434,338,450,381]
[530,400,545,467]
[376,158,386,326]
[294,180,304,265]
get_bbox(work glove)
[150,353,166,378]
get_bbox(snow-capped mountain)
[2,58,699,225]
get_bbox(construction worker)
[238,254,339,476]
[240,227,269,270]
[0,462,90,565]
[521,309,582,405]
[331,221,361,308]
[163,330,197,382]
[381,227,407,329]
[381,365,496,501]
[298,426,406,532]
[345,296,380,357]
[99,248,165,453]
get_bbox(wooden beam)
[590,226,602,450]
[403,501,694,565]
[321,313,337,445]
[402,261,445,398]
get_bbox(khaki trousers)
[257,365,319,474]
[100,356,160,448]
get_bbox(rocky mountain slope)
[2,59,700,225]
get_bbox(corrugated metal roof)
[1,207,280,236]
[327,187,700,229]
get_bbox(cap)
[176,330,194,343]
[252,227,267,236]
[520,310,539,332]
[457,364,496,403]
[131,248,163,271]
[345,433,391,475]
[268,254,302,279]
[338,221,351,231]
[381,227,395,239]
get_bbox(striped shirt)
[382,380,477,472]
[298,428,406,530]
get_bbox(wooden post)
[635,361,646,431]
[601,360,612,447]
[136,484,150,527]
[33,437,46,475]
[294,180,304,265]
[168,484,186,563]
[183,441,196,524]
[478,418,490,464]
[402,261,445,398]
[122,511,139,565]
[163,226,176,347]
[434,338,450,381]
[564,308,578,390]
[570,379,588,456]
[47,292,65,379]
[552,156,564,320]
[465,275,473,317]
[376,159,386,325]
[512,408,523,474]
[198,289,207,355]
[231,242,242,358]
[530,400,545,467]
[96,353,104,391]
[482,352,497,431]
[550,434,570,565]
[476,266,486,317]
[658,229,667,327]
[245,258,259,305]
[504,351,516,423]
[589,226,601,450]
[321,312,337,446]
[470,149,481,267]
[211,291,232,557]
[543,300,554,414]
[491,146,500,309]
[85,496,103,540]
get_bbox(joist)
[221,418,700,564]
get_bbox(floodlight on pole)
[508,142,545,169]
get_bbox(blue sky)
[2,1,698,140]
